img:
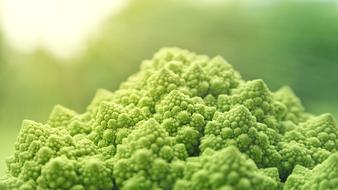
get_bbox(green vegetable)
[1,48,337,190]
[283,153,338,190]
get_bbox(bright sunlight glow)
[1,0,128,58]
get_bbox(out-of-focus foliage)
[0,30,11,175]
[1,0,338,175]
[0,30,7,108]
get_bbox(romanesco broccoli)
[1,48,337,190]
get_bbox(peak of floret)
[47,105,77,128]
[274,86,305,123]
[87,88,114,116]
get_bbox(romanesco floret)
[200,105,281,168]
[274,86,307,124]
[278,113,338,178]
[112,119,187,190]
[174,146,280,190]
[1,48,337,190]
[284,152,338,190]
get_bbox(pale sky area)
[0,0,127,58]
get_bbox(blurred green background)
[1,0,338,174]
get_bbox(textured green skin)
[1,48,337,190]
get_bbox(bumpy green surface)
[1,48,337,190]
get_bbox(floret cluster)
[1,48,337,190]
